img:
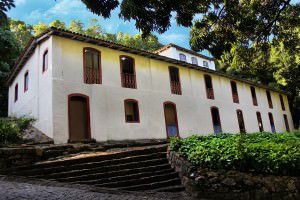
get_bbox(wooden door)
[68,95,90,142]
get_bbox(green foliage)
[0,117,34,144]
[170,132,300,175]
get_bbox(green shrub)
[170,132,300,176]
[0,117,34,144]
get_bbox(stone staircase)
[4,144,185,192]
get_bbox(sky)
[6,0,204,54]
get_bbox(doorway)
[164,102,179,138]
[68,94,91,142]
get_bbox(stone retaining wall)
[168,150,300,200]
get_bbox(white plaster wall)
[158,47,216,70]
[8,38,53,138]
[50,36,294,143]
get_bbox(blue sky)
[7,0,200,53]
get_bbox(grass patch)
[170,131,300,176]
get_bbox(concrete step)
[52,163,172,182]
[154,185,185,192]
[12,152,167,176]
[71,168,175,185]
[95,172,179,188]
[33,158,169,179]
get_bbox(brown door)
[68,95,90,142]
[164,102,179,138]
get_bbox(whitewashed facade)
[8,28,294,144]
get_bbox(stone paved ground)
[0,177,193,200]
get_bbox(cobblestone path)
[0,178,192,200]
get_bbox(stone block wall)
[168,150,300,200]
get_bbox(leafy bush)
[170,132,300,176]
[0,117,34,144]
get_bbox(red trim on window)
[83,47,102,84]
[124,99,140,123]
[42,49,48,73]
[120,55,137,89]
[14,83,18,102]
[163,101,180,138]
[230,81,239,103]
[204,74,214,99]
[266,90,273,109]
[67,93,91,141]
[250,86,258,106]
[24,71,29,92]
[279,94,285,111]
[168,66,182,95]
[256,111,264,132]
[210,106,222,133]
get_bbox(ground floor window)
[283,114,290,132]
[268,112,276,133]
[256,112,264,132]
[124,99,140,123]
[236,109,246,133]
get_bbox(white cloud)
[159,33,188,44]
[15,0,26,6]
[48,0,83,15]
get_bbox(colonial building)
[7,27,293,144]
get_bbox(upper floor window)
[179,53,186,62]
[250,86,258,106]
[204,74,214,99]
[256,112,264,132]
[83,48,101,84]
[203,61,209,68]
[230,81,239,103]
[191,57,198,65]
[14,84,18,102]
[124,99,140,123]
[24,71,29,92]
[268,112,276,133]
[283,114,290,132]
[120,56,136,89]
[266,90,273,109]
[279,94,285,111]
[42,50,48,73]
[169,66,182,95]
[211,107,222,134]
[236,109,246,133]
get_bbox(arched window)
[266,90,273,109]
[256,112,264,132]
[203,61,209,68]
[42,50,48,73]
[283,114,290,132]
[231,81,239,103]
[124,99,140,123]
[250,86,258,106]
[169,66,182,95]
[179,53,186,62]
[120,56,136,89]
[14,83,18,102]
[204,74,214,99]
[211,107,222,134]
[191,57,198,65]
[24,71,29,92]
[236,109,246,133]
[83,48,101,84]
[279,94,285,111]
[268,112,276,133]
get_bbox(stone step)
[12,152,167,176]
[32,158,169,179]
[154,185,185,192]
[118,178,182,191]
[71,168,175,185]
[10,144,167,172]
[95,172,179,188]
[52,163,172,182]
